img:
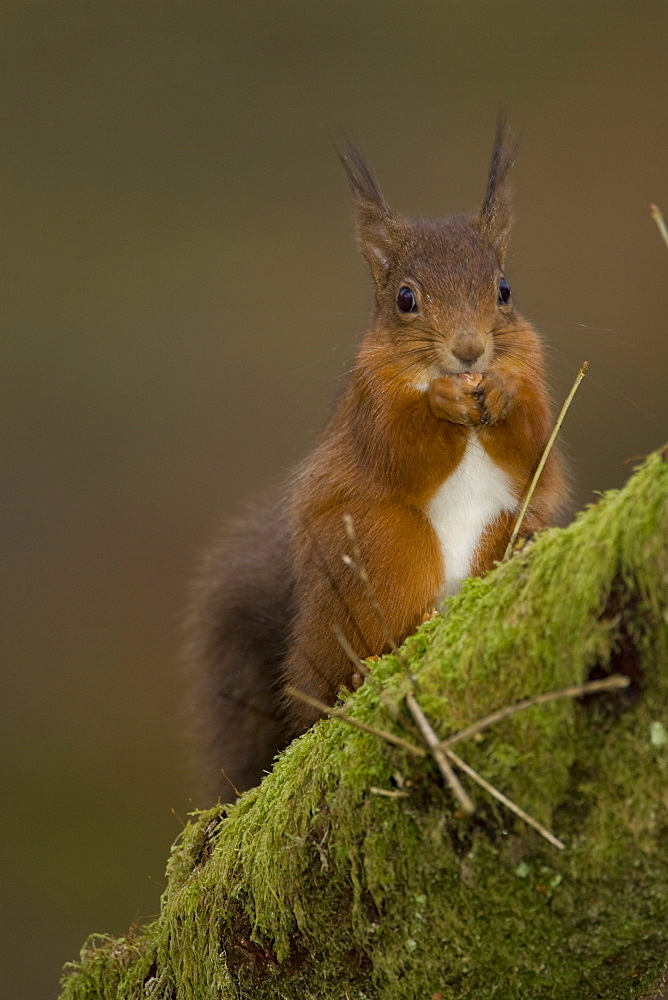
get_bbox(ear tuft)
[479,117,518,262]
[337,141,386,207]
[337,141,398,287]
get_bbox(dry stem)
[285,686,426,758]
[650,203,668,251]
[369,786,409,799]
[342,514,405,661]
[405,692,475,814]
[503,360,589,560]
[332,625,369,676]
[439,674,629,749]
[445,748,566,850]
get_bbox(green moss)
[61,449,668,1000]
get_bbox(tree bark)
[61,446,668,1000]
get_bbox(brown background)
[2,3,667,997]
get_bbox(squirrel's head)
[339,121,523,377]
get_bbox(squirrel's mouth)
[438,367,487,382]
[439,357,489,378]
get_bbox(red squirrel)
[186,123,567,800]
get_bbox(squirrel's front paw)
[427,376,481,425]
[477,371,520,425]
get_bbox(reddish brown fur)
[186,123,568,799]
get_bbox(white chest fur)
[426,434,518,598]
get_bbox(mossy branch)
[61,447,668,1000]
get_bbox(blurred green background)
[2,2,667,997]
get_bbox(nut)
[459,372,484,388]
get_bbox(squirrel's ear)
[337,142,397,287]
[479,119,517,262]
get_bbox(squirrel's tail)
[183,490,295,803]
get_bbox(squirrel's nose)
[452,339,484,368]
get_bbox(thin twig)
[650,203,668,251]
[285,686,426,757]
[504,360,589,560]
[332,625,369,676]
[219,768,242,799]
[342,515,403,660]
[405,692,475,814]
[170,807,186,829]
[444,748,565,850]
[439,674,630,749]
[369,786,410,799]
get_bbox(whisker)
[551,323,626,343]
[584,372,656,421]
[354,346,439,382]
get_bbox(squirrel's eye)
[498,277,511,305]
[397,286,418,313]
